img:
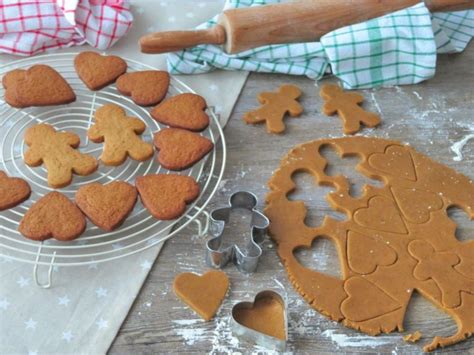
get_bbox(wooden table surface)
[110,46,473,354]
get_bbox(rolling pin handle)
[139,25,226,54]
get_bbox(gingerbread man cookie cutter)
[206,191,269,274]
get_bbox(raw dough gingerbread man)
[88,104,154,166]
[320,84,380,134]
[244,84,303,134]
[409,240,474,309]
[24,124,98,188]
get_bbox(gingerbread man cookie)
[88,104,154,166]
[24,124,98,188]
[244,84,303,134]
[320,84,380,134]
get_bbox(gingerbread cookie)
[136,174,200,220]
[19,191,86,241]
[173,270,229,321]
[116,70,170,106]
[74,51,127,90]
[151,93,209,131]
[75,181,137,231]
[265,137,474,352]
[88,104,154,166]
[24,124,98,188]
[320,84,380,134]
[154,128,213,171]
[244,84,303,134]
[2,65,75,108]
[0,171,31,211]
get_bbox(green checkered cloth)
[167,0,473,89]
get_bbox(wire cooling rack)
[0,53,226,286]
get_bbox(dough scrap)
[265,137,474,352]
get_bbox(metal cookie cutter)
[206,191,269,274]
[231,290,288,351]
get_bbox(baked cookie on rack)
[117,70,170,106]
[23,124,98,188]
[19,191,86,241]
[2,64,76,108]
[151,93,209,131]
[154,128,213,171]
[76,181,138,232]
[74,51,127,90]
[0,171,31,211]
[136,174,200,220]
[88,104,154,166]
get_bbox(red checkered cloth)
[0,0,133,56]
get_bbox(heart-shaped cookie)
[354,196,407,234]
[116,71,170,106]
[173,270,229,321]
[0,171,31,211]
[154,128,214,171]
[135,174,200,220]
[347,230,397,274]
[341,277,401,322]
[151,93,210,131]
[232,290,287,344]
[74,51,127,90]
[19,192,86,241]
[2,65,76,108]
[75,181,137,231]
[391,187,443,224]
[369,145,416,181]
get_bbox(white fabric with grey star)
[0,1,247,354]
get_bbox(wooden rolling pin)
[140,0,474,54]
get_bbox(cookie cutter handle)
[33,243,56,289]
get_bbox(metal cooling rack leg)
[188,210,210,238]
[33,243,56,289]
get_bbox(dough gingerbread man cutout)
[244,84,303,134]
[320,84,381,135]
[409,240,474,309]
[24,124,98,188]
[88,104,154,166]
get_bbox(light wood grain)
[109,45,473,354]
[140,0,474,54]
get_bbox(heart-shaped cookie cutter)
[231,290,288,351]
[206,191,269,274]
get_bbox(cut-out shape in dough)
[369,145,416,181]
[320,84,380,135]
[391,187,443,224]
[173,270,229,321]
[244,84,303,134]
[265,137,474,351]
[354,196,407,234]
[347,230,397,274]
[409,240,474,309]
[341,277,401,322]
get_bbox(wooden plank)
[109,45,473,354]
